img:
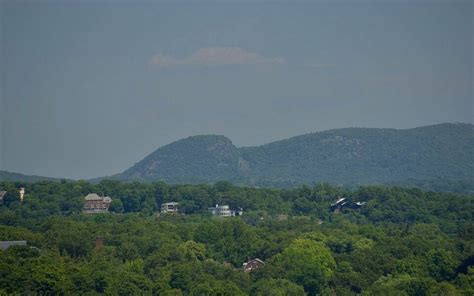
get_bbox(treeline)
[0,180,473,295]
[112,124,474,189]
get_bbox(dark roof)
[245,258,265,265]
[0,191,7,199]
[243,258,265,272]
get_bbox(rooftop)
[84,193,111,201]
[162,202,179,206]
[331,198,346,206]
[244,258,265,265]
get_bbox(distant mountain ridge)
[114,123,474,188]
[0,170,60,183]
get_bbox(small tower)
[95,236,104,250]
[19,188,25,202]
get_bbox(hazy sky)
[1,0,472,179]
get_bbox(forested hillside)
[118,135,241,184]
[114,123,474,190]
[0,180,473,295]
[0,170,59,182]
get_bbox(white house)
[161,202,179,213]
[208,204,243,217]
[19,188,25,202]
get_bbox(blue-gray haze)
[0,0,472,179]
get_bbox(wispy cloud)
[150,47,285,68]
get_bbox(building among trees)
[0,191,6,204]
[95,236,104,250]
[83,193,112,213]
[19,187,25,202]
[330,198,365,212]
[243,258,265,273]
[208,204,243,217]
[161,202,179,213]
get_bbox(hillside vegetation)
[0,170,59,183]
[0,180,473,295]
[115,123,473,190]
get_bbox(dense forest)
[0,180,473,295]
[115,123,474,190]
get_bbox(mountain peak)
[184,134,232,141]
[119,134,240,182]
[111,123,473,186]
[176,134,234,146]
